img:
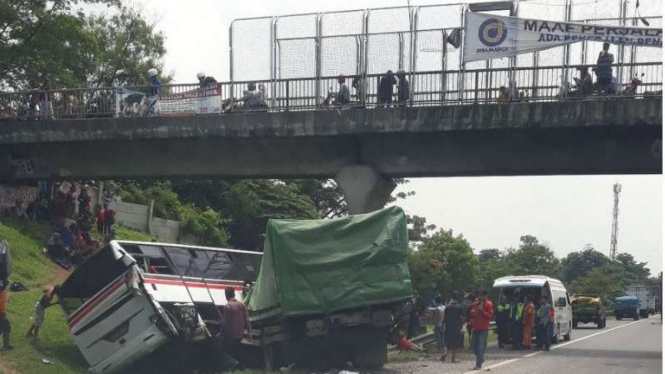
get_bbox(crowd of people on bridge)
[3,41,657,122]
[395,289,555,371]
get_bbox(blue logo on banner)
[479,18,508,47]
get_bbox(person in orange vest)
[522,296,536,349]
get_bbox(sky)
[130,0,663,273]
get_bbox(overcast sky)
[133,0,664,273]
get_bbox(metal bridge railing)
[0,62,661,121]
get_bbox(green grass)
[3,289,87,374]
[0,219,157,374]
[113,224,153,242]
[0,220,56,286]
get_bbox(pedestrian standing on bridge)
[469,290,493,371]
[495,294,511,348]
[147,68,161,116]
[510,296,524,350]
[378,70,396,107]
[522,296,535,349]
[536,296,552,351]
[443,292,463,363]
[332,74,350,107]
[595,42,614,94]
[396,69,410,107]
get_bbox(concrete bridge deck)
[1,98,661,213]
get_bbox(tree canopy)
[1,1,167,89]
[408,229,479,299]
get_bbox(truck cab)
[614,296,640,320]
[571,295,606,329]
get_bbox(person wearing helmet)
[197,72,217,88]
[146,68,161,116]
[332,74,350,106]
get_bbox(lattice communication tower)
[610,183,622,261]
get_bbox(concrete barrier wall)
[109,201,150,232]
[150,217,180,243]
[108,200,188,243]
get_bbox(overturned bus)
[56,240,262,374]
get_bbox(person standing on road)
[464,293,477,349]
[495,294,511,348]
[434,296,447,361]
[469,290,494,371]
[536,296,552,351]
[443,292,464,363]
[217,286,252,370]
[522,296,536,349]
[510,296,524,350]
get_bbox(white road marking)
[462,317,652,373]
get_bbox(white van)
[493,275,573,343]
[57,240,262,374]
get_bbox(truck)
[625,284,650,318]
[614,295,640,320]
[244,206,413,370]
[571,295,606,329]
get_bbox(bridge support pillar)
[334,165,396,215]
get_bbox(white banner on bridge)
[463,12,663,63]
[115,85,223,117]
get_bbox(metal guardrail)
[0,62,661,121]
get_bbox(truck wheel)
[563,325,571,341]
[350,329,388,369]
[263,343,283,371]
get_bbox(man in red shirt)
[217,287,251,369]
[469,290,494,370]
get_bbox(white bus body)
[57,240,262,374]
[493,275,573,343]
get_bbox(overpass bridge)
[0,0,663,213]
[0,72,661,213]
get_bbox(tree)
[614,252,651,283]
[561,247,612,284]
[408,229,479,299]
[478,248,501,262]
[83,7,168,87]
[0,1,167,89]
[504,235,561,278]
[477,249,519,291]
[219,180,319,250]
[406,215,437,243]
[568,266,627,302]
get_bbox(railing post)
[474,70,479,104]
[286,81,290,111]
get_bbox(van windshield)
[496,286,549,304]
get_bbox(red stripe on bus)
[142,279,242,291]
[68,280,126,329]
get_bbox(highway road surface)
[384,315,662,374]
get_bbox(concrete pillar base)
[335,165,396,215]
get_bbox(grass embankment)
[0,220,154,374]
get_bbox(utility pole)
[610,183,622,261]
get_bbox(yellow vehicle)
[571,295,606,329]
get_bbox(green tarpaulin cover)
[248,206,413,318]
